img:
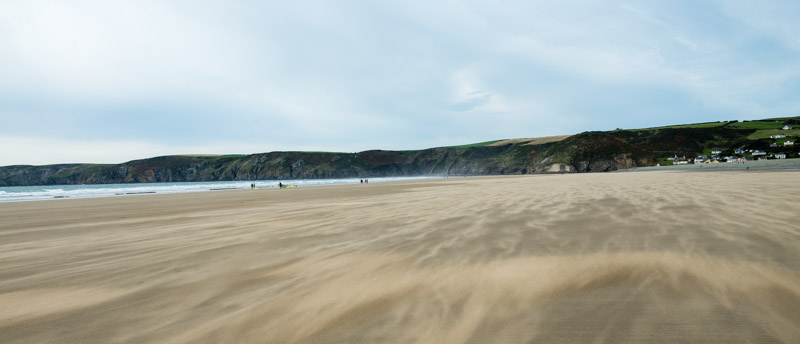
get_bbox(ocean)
[0,176,438,203]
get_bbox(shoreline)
[0,176,441,203]
[4,158,800,203]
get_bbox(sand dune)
[1,171,800,343]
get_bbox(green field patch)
[727,121,784,130]
[747,129,786,140]
[626,121,731,131]
[746,128,800,140]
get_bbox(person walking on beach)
[278,182,283,189]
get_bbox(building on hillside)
[783,124,792,130]
[774,153,787,159]
[673,160,689,165]
[771,143,778,148]
[711,149,722,154]
[785,140,795,146]
[771,134,787,139]
[735,148,746,155]
[752,150,767,156]
[667,155,686,161]
[694,155,708,164]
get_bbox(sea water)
[0,176,438,203]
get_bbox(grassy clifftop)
[1,116,798,186]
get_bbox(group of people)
[252,180,369,189]
[250,182,285,189]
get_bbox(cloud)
[0,134,359,166]
[1,0,799,165]
[448,68,493,111]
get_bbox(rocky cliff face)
[0,145,534,186]
[0,124,785,186]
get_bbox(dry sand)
[1,171,800,343]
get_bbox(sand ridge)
[1,171,800,343]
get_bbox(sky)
[1,0,800,166]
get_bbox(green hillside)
[2,116,799,186]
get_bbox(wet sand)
[1,171,800,343]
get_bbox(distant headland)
[1,116,798,186]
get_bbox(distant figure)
[365,179,369,183]
[279,182,283,188]
[360,179,363,184]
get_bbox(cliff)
[0,145,535,186]
[2,117,798,186]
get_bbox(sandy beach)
[1,171,800,343]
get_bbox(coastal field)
[1,171,800,343]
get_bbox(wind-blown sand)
[1,171,800,343]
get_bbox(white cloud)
[0,1,260,101]
[0,134,366,166]
[448,68,492,111]
[1,0,799,165]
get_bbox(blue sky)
[1,0,799,165]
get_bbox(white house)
[667,155,686,161]
[673,160,689,165]
[771,134,787,139]
[711,149,722,154]
[735,148,746,155]
[752,150,767,156]
[783,124,792,130]
[774,153,787,159]
[785,140,795,146]
[694,155,708,163]
[771,143,778,148]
